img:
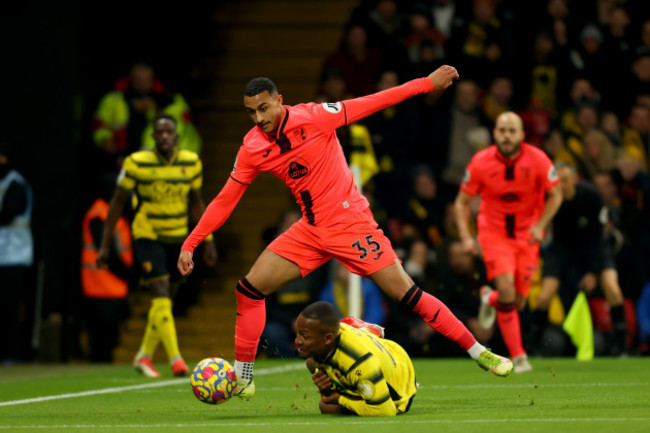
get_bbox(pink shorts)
[478,231,540,297]
[267,209,399,277]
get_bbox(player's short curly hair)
[244,77,278,97]
[301,301,340,334]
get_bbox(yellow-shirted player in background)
[295,301,417,416]
[97,114,217,377]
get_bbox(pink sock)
[234,279,266,362]
[488,289,499,307]
[402,285,477,350]
[496,303,525,358]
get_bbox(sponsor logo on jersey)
[322,102,342,113]
[288,160,310,179]
[500,192,520,202]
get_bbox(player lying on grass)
[296,301,416,416]
[178,65,513,399]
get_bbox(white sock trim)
[468,342,487,360]
[234,360,254,382]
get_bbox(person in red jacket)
[178,65,514,400]
[454,111,563,373]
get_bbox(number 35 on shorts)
[351,235,382,260]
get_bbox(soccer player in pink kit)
[178,66,512,399]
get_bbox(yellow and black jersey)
[316,322,416,416]
[118,148,202,243]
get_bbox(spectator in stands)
[359,0,409,72]
[560,77,601,133]
[538,0,576,49]
[542,128,566,160]
[400,237,436,293]
[322,24,384,97]
[447,0,511,88]
[517,31,569,116]
[315,68,353,104]
[401,4,446,64]
[399,164,445,248]
[621,104,650,171]
[0,141,33,364]
[620,53,650,116]
[92,62,202,171]
[600,110,623,146]
[437,79,492,197]
[601,5,633,66]
[557,103,600,178]
[80,174,133,362]
[581,129,619,181]
[568,24,609,102]
[429,0,469,42]
[610,153,650,301]
[481,76,513,123]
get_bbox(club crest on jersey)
[357,380,375,399]
[322,102,342,113]
[288,160,310,179]
[293,127,307,143]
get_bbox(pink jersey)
[231,102,370,226]
[182,77,435,252]
[460,143,559,239]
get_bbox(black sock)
[527,308,549,349]
[610,304,628,352]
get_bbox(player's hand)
[579,272,598,293]
[312,369,334,394]
[528,224,545,244]
[177,250,195,276]
[96,246,110,269]
[428,65,459,90]
[460,235,477,255]
[202,242,218,267]
[320,391,341,404]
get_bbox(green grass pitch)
[1,358,648,433]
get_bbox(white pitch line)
[132,380,650,394]
[0,363,305,407]
[1,417,648,429]
[420,381,650,389]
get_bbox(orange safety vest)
[81,198,133,299]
